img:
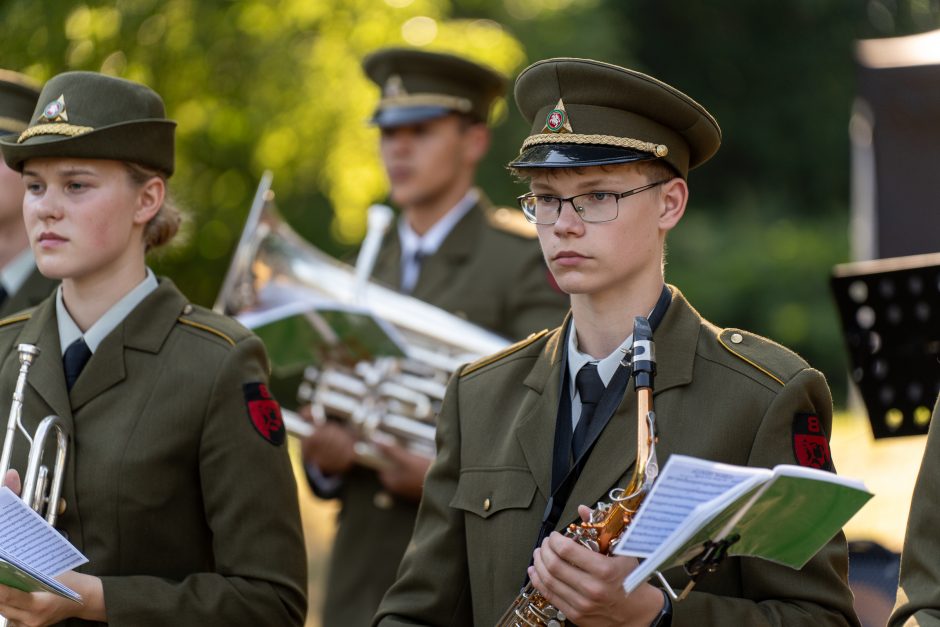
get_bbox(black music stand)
[830,253,940,438]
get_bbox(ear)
[133,176,165,225]
[658,177,688,232]
[462,123,490,167]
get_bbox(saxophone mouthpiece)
[631,316,655,389]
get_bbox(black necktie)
[401,250,426,293]
[0,284,8,307]
[571,362,606,460]
[63,338,92,391]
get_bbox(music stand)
[830,253,940,438]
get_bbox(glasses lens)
[573,192,619,223]
[520,195,561,224]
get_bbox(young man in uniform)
[300,48,568,626]
[890,396,940,626]
[374,58,859,626]
[0,70,57,317]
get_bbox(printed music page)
[613,455,872,594]
[0,487,87,601]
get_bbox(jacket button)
[483,497,491,512]
[730,333,743,344]
[373,491,393,510]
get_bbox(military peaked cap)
[0,71,176,176]
[0,70,40,135]
[509,58,721,178]
[363,47,507,128]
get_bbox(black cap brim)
[508,142,654,168]
[370,105,453,129]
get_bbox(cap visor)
[509,143,653,168]
[371,105,452,128]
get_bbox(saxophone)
[496,316,660,627]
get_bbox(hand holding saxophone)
[528,506,666,627]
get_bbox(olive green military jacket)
[0,266,57,318]
[890,398,940,627]
[0,279,307,627]
[315,197,568,626]
[374,287,859,627]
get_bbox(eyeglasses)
[517,180,669,225]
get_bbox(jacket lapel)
[412,197,484,301]
[372,229,402,290]
[69,280,186,410]
[16,297,73,427]
[514,318,567,501]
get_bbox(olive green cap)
[363,47,507,128]
[509,58,721,178]
[0,71,176,176]
[0,70,40,135]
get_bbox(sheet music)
[615,456,764,558]
[0,487,87,576]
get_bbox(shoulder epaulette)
[0,312,32,329]
[461,329,549,377]
[717,328,809,387]
[176,303,242,347]
[485,207,537,239]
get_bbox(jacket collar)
[16,279,187,413]
[373,192,489,295]
[515,286,702,525]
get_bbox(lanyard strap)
[530,285,673,567]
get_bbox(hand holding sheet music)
[0,487,87,602]
[612,455,872,594]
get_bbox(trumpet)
[0,345,69,626]
[216,172,508,467]
[496,317,660,627]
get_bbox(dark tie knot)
[63,338,92,391]
[575,362,605,406]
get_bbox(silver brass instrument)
[497,317,661,627]
[216,172,508,468]
[0,345,69,625]
[0,344,67,525]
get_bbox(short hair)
[509,158,680,184]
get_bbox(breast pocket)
[451,467,537,519]
[451,467,540,603]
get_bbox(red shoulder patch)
[792,413,833,471]
[243,382,286,446]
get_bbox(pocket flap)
[451,467,537,519]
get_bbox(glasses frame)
[517,180,670,225]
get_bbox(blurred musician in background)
[300,47,568,626]
[0,70,57,317]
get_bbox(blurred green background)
[2,0,936,406]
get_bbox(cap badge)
[40,95,68,123]
[542,98,573,134]
[384,74,407,98]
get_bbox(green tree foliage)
[2,0,937,406]
[0,0,527,302]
